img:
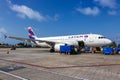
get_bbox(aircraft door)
[78,41,84,48]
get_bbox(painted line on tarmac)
[0,58,50,69]
[0,70,29,80]
[47,63,120,69]
[0,59,88,80]
[0,58,120,69]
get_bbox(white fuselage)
[35,34,112,47]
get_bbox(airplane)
[8,27,112,52]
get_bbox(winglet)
[4,34,7,39]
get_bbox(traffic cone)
[58,50,60,55]
[7,49,10,54]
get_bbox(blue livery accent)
[29,36,35,40]
[28,30,35,35]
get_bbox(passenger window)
[98,36,106,39]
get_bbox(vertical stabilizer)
[28,27,37,41]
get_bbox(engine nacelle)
[53,41,84,52]
[54,43,65,51]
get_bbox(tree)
[118,44,120,47]
[108,41,117,47]
[17,42,24,47]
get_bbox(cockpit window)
[98,36,106,39]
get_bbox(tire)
[50,49,55,52]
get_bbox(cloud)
[46,14,60,21]
[7,0,46,21]
[0,28,7,33]
[0,28,7,38]
[7,0,59,22]
[76,7,100,16]
[108,10,117,15]
[10,4,46,21]
[94,0,119,15]
[53,14,59,21]
[94,0,117,9]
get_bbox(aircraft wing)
[8,36,69,46]
[8,36,62,44]
[8,36,31,42]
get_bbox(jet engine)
[54,43,65,51]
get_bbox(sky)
[0,0,120,44]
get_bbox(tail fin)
[28,27,37,41]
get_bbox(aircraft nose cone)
[106,39,112,45]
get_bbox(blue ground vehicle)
[102,47,114,55]
[60,45,78,54]
[114,47,120,54]
[84,47,90,52]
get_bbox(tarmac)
[0,48,120,80]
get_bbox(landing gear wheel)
[50,49,55,52]
[118,51,120,54]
